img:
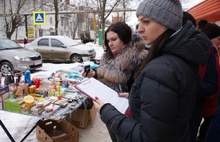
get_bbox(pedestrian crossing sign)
[33,11,46,25]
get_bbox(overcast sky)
[182,0,204,10]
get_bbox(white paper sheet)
[75,78,129,114]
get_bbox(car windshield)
[64,37,81,47]
[0,39,22,50]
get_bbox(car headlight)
[14,56,31,61]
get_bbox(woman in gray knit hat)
[93,0,210,141]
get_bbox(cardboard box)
[66,108,90,129]
[4,98,31,114]
[4,98,24,113]
[36,119,79,142]
[66,106,96,129]
[41,104,60,119]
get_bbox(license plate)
[34,60,42,65]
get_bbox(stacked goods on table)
[31,99,51,116]
[1,68,89,119]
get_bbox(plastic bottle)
[57,85,61,100]
[24,70,31,85]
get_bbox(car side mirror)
[61,45,67,48]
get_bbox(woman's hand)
[118,92,129,99]
[93,97,105,112]
[82,70,96,78]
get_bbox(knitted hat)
[202,23,220,40]
[198,19,208,30]
[136,0,183,31]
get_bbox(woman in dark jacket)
[93,0,210,142]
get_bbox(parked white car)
[25,36,96,63]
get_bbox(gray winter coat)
[100,21,210,142]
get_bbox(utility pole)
[93,12,97,43]
[3,0,6,14]
[25,15,28,38]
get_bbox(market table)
[0,62,98,141]
[0,91,89,142]
[46,90,89,120]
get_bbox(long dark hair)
[104,22,132,55]
[134,29,175,78]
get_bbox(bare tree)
[97,0,120,47]
[116,0,140,23]
[4,0,29,39]
[87,0,140,47]
[71,15,78,39]
[53,0,59,35]
[1,0,45,39]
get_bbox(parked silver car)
[25,36,96,63]
[0,38,42,76]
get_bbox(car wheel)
[0,62,14,76]
[70,54,83,63]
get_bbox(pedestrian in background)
[182,13,219,142]
[93,0,210,141]
[198,23,220,142]
[24,38,28,47]
[197,19,208,32]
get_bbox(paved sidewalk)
[79,113,111,142]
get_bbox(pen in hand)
[119,83,122,93]
[118,84,129,98]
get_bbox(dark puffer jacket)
[99,21,210,142]
[97,33,148,92]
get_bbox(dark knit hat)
[136,0,183,31]
[202,23,220,39]
[198,19,208,30]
